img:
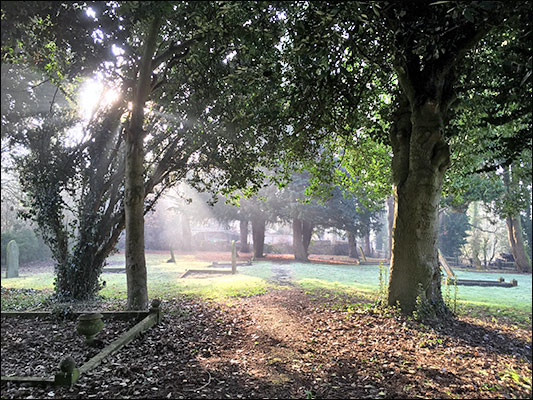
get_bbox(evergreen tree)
[438,210,470,260]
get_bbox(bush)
[1,229,51,265]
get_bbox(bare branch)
[49,87,59,114]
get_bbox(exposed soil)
[1,288,531,399]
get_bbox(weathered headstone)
[6,240,19,278]
[231,240,237,274]
[358,245,367,263]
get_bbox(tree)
[13,107,128,300]
[272,173,382,261]
[276,1,531,316]
[2,2,288,306]
[441,4,532,272]
[380,2,502,315]
[438,210,470,261]
[238,220,250,253]
[210,186,277,258]
[501,162,532,272]
[124,14,160,310]
[522,187,532,262]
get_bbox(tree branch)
[152,37,198,70]
[49,87,59,113]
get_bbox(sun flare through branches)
[78,77,120,121]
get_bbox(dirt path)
[203,288,532,399]
[1,288,531,399]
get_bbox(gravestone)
[6,240,19,278]
[358,246,367,263]
[231,240,237,274]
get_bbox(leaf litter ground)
[1,253,531,398]
[1,286,531,399]
[1,316,136,377]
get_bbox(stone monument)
[6,240,19,278]
[231,240,237,274]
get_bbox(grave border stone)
[0,300,161,387]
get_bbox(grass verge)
[1,264,530,328]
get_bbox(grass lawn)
[242,261,532,314]
[1,254,531,326]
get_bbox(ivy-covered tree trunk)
[125,17,161,310]
[347,232,359,259]
[59,229,109,300]
[387,99,450,315]
[17,101,127,302]
[239,219,250,253]
[252,217,265,258]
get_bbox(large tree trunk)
[503,165,532,273]
[387,99,450,315]
[387,195,394,259]
[125,128,147,310]
[239,219,250,253]
[469,202,483,269]
[303,220,313,256]
[383,7,487,316]
[364,231,372,258]
[125,17,160,310]
[252,217,265,258]
[523,189,532,260]
[292,218,308,261]
[507,216,532,273]
[347,232,359,260]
